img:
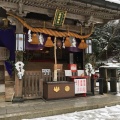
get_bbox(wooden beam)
[23,5,87,21]
[0,1,18,10]
[22,5,112,23]
[23,18,93,34]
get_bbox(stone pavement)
[0,93,120,120]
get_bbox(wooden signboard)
[53,9,67,27]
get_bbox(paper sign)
[65,70,72,76]
[42,69,51,75]
[77,70,85,76]
[74,79,87,94]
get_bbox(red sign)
[68,64,77,72]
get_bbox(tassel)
[78,39,88,49]
[44,36,54,47]
[64,37,71,47]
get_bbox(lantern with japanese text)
[16,33,25,51]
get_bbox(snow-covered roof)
[105,0,120,4]
[100,63,120,69]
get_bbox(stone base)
[12,97,24,103]
[86,92,94,96]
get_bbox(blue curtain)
[0,27,15,76]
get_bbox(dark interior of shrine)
[0,7,84,70]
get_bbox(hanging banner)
[53,9,67,27]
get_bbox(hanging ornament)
[62,38,65,48]
[30,33,40,44]
[78,39,88,49]
[28,30,32,42]
[64,37,71,47]
[70,37,76,47]
[15,61,25,80]
[39,33,44,45]
[44,36,54,47]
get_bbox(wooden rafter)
[0,0,120,21]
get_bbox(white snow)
[100,62,120,68]
[22,81,120,120]
[105,0,120,4]
[22,105,120,120]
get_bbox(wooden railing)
[23,71,43,99]
[22,71,67,99]
[0,47,9,61]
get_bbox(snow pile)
[22,105,120,120]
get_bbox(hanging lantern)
[85,40,92,53]
[78,39,88,49]
[64,37,71,47]
[30,33,40,44]
[44,36,54,47]
[56,39,62,48]
[16,33,25,51]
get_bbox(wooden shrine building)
[0,0,120,102]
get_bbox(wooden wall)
[24,62,68,71]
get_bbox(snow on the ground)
[23,82,120,120]
[22,105,120,120]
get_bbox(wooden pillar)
[13,21,24,102]
[69,53,74,64]
[110,69,117,92]
[99,67,108,93]
[53,37,57,81]
[82,50,85,69]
